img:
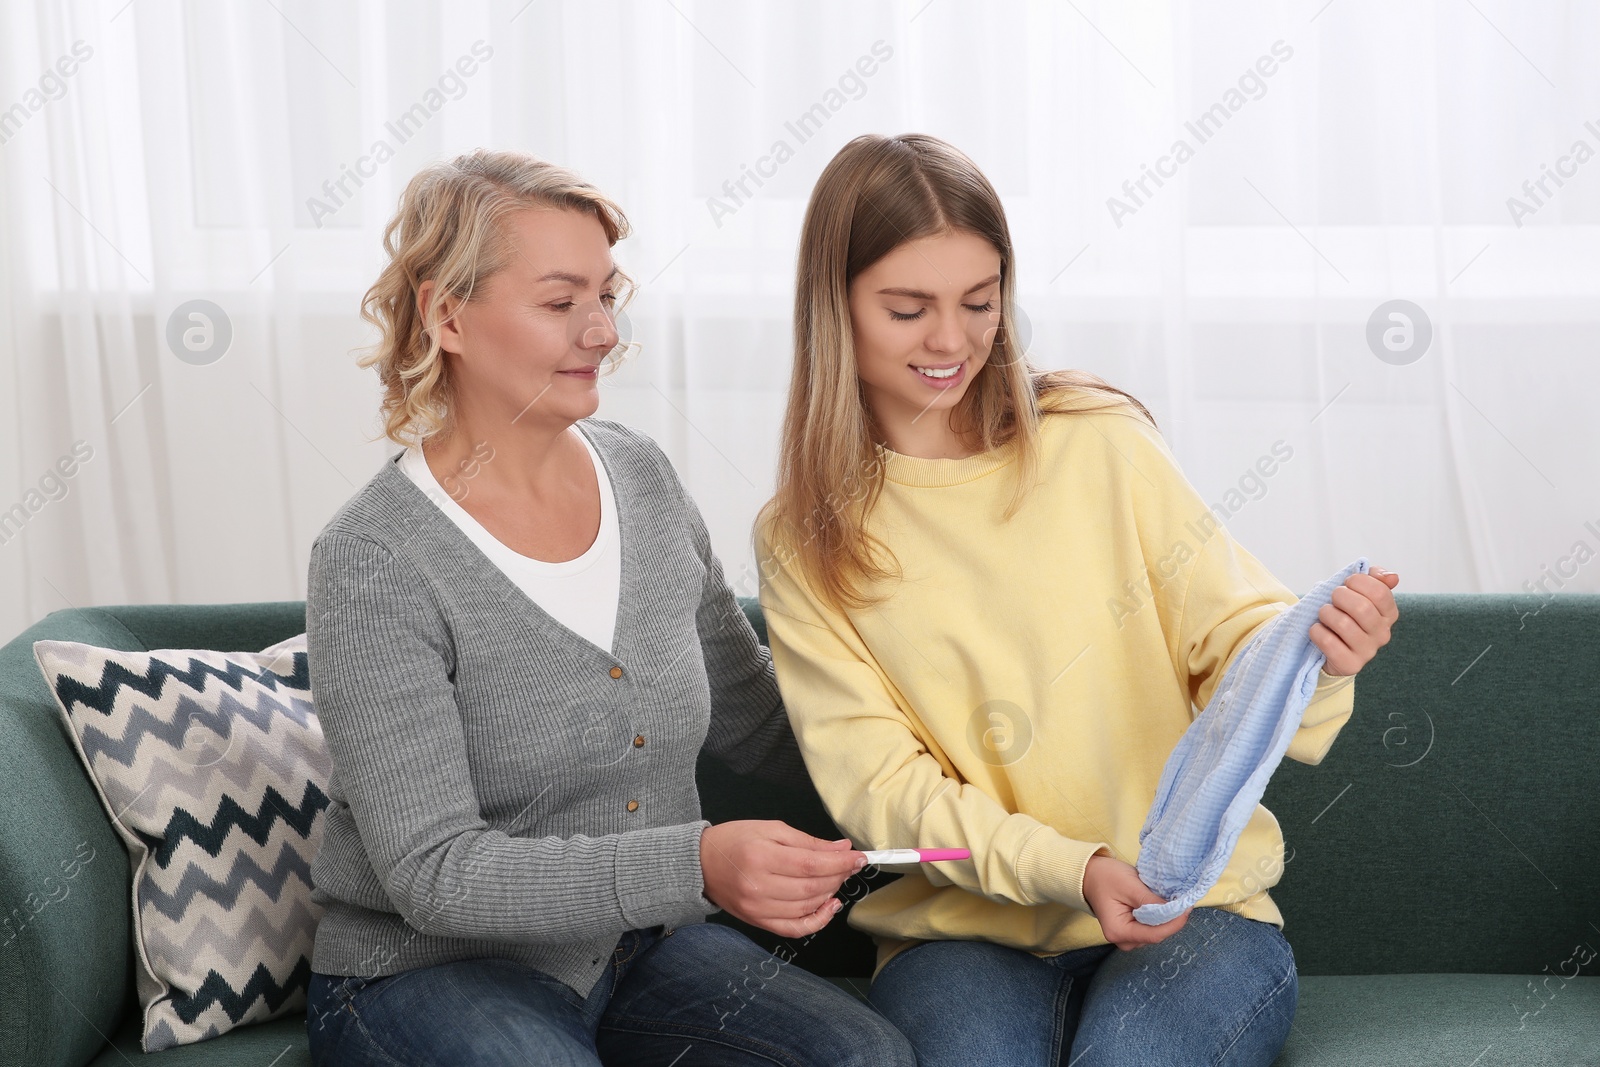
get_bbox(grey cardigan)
[304,417,804,998]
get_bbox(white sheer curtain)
[1,0,1595,640]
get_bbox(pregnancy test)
[860,848,971,864]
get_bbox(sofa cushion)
[80,973,1599,1065]
[89,1015,312,1066]
[1280,973,1600,1066]
[33,633,327,1052]
[1257,593,1600,977]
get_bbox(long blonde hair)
[358,148,635,448]
[760,133,1155,612]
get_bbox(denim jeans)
[868,906,1297,1067]
[305,921,915,1066]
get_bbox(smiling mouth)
[913,362,963,380]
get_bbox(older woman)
[302,148,913,1067]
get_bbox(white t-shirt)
[398,429,621,654]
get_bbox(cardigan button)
[626,799,639,812]
[609,666,623,679]
[633,735,645,748]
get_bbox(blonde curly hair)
[357,148,636,448]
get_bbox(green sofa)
[1,593,1596,1065]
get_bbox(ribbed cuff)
[1314,666,1353,689]
[1015,829,1112,912]
[1303,667,1356,730]
[613,821,713,928]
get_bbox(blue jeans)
[868,906,1297,1067]
[305,921,915,1066]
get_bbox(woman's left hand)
[1309,565,1400,676]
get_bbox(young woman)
[302,149,915,1067]
[755,133,1401,1067]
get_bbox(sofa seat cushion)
[1279,973,1600,1066]
[85,973,1598,1065]
[90,1016,310,1066]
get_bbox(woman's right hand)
[699,820,867,938]
[1083,852,1192,951]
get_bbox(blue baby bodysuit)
[1132,557,1369,925]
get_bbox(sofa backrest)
[1253,592,1599,977]
[2,592,1596,1065]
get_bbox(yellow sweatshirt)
[755,400,1356,973]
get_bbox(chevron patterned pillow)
[33,633,328,1052]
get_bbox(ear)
[416,279,466,356]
